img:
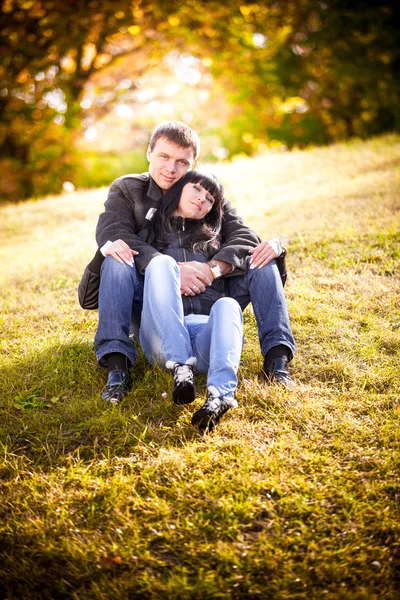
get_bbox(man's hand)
[249,239,283,269]
[103,239,138,267]
[178,261,213,296]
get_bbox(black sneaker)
[262,357,295,389]
[101,369,132,405]
[166,358,196,405]
[191,386,238,433]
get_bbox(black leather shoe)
[262,357,294,388]
[101,370,132,405]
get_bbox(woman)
[138,170,243,432]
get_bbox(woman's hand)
[103,239,138,267]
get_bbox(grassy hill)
[1,135,399,599]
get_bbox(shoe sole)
[104,396,121,406]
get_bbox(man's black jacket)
[78,173,287,310]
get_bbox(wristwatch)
[208,261,223,280]
[273,237,287,257]
[279,238,287,257]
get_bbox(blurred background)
[1,0,399,202]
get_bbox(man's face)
[147,137,195,192]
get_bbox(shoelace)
[172,363,194,385]
[205,396,222,410]
[205,390,238,410]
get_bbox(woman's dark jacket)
[149,216,229,316]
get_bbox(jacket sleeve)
[211,198,261,273]
[96,177,162,274]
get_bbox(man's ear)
[146,146,151,161]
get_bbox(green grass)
[75,150,149,189]
[1,134,400,599]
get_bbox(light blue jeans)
[139,255,243,401]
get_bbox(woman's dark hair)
[145,170,224,253]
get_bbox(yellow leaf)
[60,56,76,74]
[242,133,253,143]
[16,69,29,83]
[240,6,251,15]
[168,16,180,26]
[128,25,141,35]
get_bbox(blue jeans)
[139,255,243,401]
[228,257,295,360]
[95,256,144,368]
[94,254,295,370]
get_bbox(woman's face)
[174,182,215,220]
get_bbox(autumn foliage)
[1,0,399,200]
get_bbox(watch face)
[211,265,222,279]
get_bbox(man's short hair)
[149,121,200,160]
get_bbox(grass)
[1,134,399,599]
[75,150,149,190]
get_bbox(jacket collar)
[170,216,185,230]
[170,216,206,230]
[147,175,164,201]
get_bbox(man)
[78,120,295,404]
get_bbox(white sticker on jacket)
[145,207,157,220]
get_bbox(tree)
[201,0,400,154]
[0,0,257,199]
[1,0,399,200]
